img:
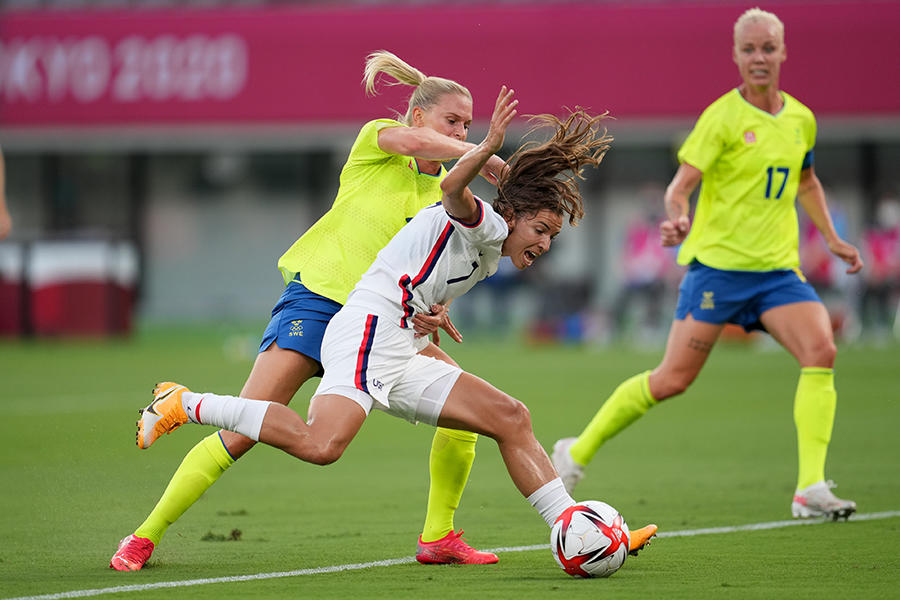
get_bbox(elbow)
[440,176,465,200]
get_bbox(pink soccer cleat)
[109,534,155,571]
[416,530,499,565]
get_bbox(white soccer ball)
[550,500,630,578]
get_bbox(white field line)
[7,510,900,600]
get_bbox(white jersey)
[346,198,508,328]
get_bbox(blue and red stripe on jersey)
[354,314,378,393]
[397,221,455,328]
[446,198,485,229]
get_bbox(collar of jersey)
[410,158,444,178]
[733,87,787,118]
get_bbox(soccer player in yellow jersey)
[552,8,864,520]
[111,51,506,571]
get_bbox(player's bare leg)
[437,373,658,548]
[242,394,368,465]
[220,344,320,458]
[115,345,316,571]
[761,302,856,519]
[554,316,722,497]
[647,315,724,401]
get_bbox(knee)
[489,395,533,439]
[303,440,346,466]
[649,370,695,400]
[287,426,349,466]
[802,339,837,368]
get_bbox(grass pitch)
[1,326,898,599]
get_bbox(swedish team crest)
[289,319,304,337]
[700,291,715,310]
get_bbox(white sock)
[182,391,269,441]
[527,478,576,527]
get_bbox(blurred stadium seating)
[1,1,897,340]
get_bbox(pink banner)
[1,2,898,127]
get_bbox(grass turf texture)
[1,326,897,599]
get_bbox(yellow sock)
[420,427,477,543]
[569,371,656,466]
[794,367,836,490]
[134,432,235,544]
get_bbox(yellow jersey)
[278,119,447,304]
[676,88,816,271]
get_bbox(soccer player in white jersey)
[136,87,658,559]
[111,51,506,571]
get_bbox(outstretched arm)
[378,125,473,161]
[440,87,517,223]
[796,166,863,274]
[377,125,507,184]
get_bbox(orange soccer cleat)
[628,523,659,556]
[136,382,191,449]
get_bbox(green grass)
[1,327,898,599]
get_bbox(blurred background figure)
[610,184,680,346]
[0,146,11,240]
[860,196,900,341]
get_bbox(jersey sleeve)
[448,198,508,247]
[805,110,817,154]
[803,109,817,163]
[677,102,727,173]
[348,119,406,165]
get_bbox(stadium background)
[0,0,898,342]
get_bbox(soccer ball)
[551,501,630,578]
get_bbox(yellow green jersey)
[676,88,816,271]
[278,119,447,304]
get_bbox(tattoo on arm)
[688,337,713,354]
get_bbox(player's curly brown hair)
[494,110,612,227]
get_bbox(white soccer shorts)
[314,306,461,425]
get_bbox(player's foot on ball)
[628,524,658,556]
[137,382,191,449]
[791,480,857,521]
[416,530,499,565]
[109,534,155,571]
[551,437,584,495]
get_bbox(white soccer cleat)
[791,480,857,521]
[551,437,584,495]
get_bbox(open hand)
[482,86,518,155]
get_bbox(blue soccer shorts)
[674,261,822,332]
[258,278,343,372]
